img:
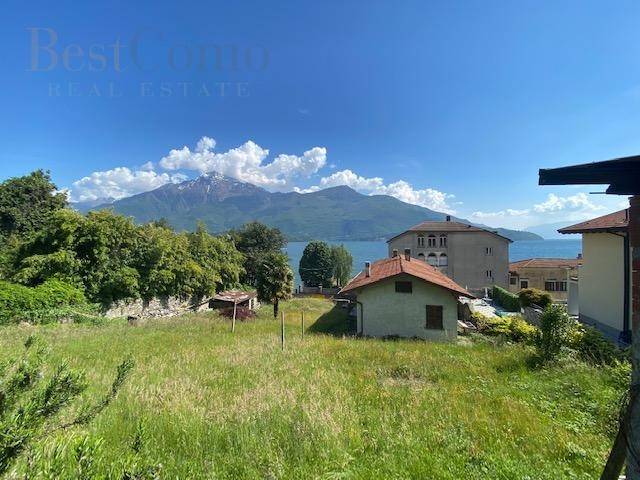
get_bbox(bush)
[0,280,87,325]
[572,325,622,366]
[492,286,521,312]
[518,288,552,309]
[473,312,537,343]
[535,304,575,363]
[508,316,538,344]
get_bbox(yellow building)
[508,258,581,301]
[559,209,631,345]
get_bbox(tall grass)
[0,298,626,479]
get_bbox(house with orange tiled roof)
[559,208,631,344]
[508,258,582,301]
[339,249,474,340]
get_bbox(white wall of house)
[354,273,458,340]
[579,232,631,338]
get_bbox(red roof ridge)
[559,208,629,234]
[339,255,473,298]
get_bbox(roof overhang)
[539,155,640,195]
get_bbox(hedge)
[492,285,521,312]
[518,288,552,309]
[0,280,87,325]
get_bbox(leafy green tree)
[230,222,286,286]
[535,304,574,363]
[299,241,334,287]
[0,170,67,240]
[0,336,134,476]
[256,252,293,318]
[331,244,353,287]
[187,222,244,298]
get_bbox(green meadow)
[0,298,626,479]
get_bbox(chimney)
[392,249,398,258]
[446,215,451,222]
[404,248,411,261]
[364,261,371,277]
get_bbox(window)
[427,253,438,266]
[417,235,425,247]
[545,280,567,292]
[486,270,493,279]
[438,253,448,267]
[427,235,437,247]
[395,281,412,293]
[520,279,529,289]
[485,247,493,255]
[509,276,517,285]
[417,253,425,261]
[426,305,444,330]
[439,235,447,247]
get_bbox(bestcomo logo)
[28,27,269,73]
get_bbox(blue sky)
[1,0,637,229]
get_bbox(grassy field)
[0,297,627,479]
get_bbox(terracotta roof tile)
[559,209,629,234]
[387,221,512,243]
[339,256,473,297]
[509,258,581,270]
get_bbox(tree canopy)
[256,252,293,318]
[0,170,67,240]
[8,209,243,305]
[331,244,353,287]
[299,241,334,287]
[229,221,287,286]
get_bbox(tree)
[230,222,286,286]
[299,241,333,287]
[331,244,353,287]
[0,335,133,476]
[0,170,67,240]
[256,252,293,318]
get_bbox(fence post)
[231,302,237,333]
[301,311,305,340]
[281,311,285,351]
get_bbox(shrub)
[572,325,622,366]
[473,312,537,343]
[518,288,552,309]
[492,286,521,312]
[0,280,87,325]
[535,304,574,362]
[508,316,538,344]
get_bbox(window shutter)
[425,305,443,330]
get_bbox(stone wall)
[104,296,204,319]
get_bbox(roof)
[212,290,257,303]
[558,209,629,234]
[339,256,474,298]
[539,155,640,195]
[386,220,512,243]
[509,258,581,271]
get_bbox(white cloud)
[471,209,530,219]
[70,167,187,202]
[159,137,326,190]
[312,169,456,213]
[532,193,604,213]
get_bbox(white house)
[559,208,631,345]
[339,249,474,341]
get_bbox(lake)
[285,239,582,287]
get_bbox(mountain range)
[77,172,542,242]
